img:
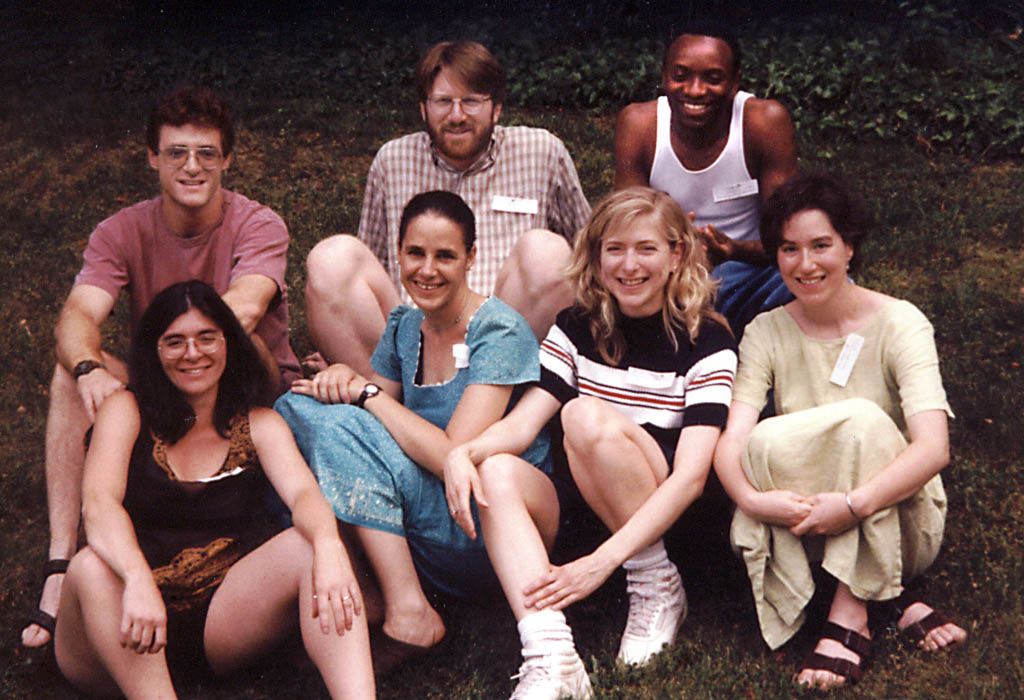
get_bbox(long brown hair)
[566,187,726,364]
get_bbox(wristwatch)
[354,383,381,409]
[72,360,106,380]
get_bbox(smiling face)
[420,67,502,171]
[148,123,231,218]
[662,34,740,133]
[398,212,476,319]
[777,209,854,306]
[157,307,227,400]
[598,214,682,318]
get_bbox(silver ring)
[342,594,352,600]
[312,594,318,599]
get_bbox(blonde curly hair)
[566,187,727,365]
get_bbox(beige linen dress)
[730,299,952,649]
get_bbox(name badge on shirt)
[492,195,539,215]
[712,179,759,202]
[453,343,470,369]
[626,366,676,389]
[829,333,865,387]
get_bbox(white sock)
[518,608,575,654]
[622,539,670,572]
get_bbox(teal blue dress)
[276,297,549,596]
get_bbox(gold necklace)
[425,290,471,332]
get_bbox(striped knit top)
[539,305,737,453]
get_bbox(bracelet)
[844,492,861,519]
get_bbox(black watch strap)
[355,383,381,409]
[72,360,106,380]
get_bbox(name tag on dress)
[492,195,539,214]
[712,179,759,202]
[829,333,865,387]
[626,366,676,388]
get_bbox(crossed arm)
[713,399,951,536]
[290,363,515,479]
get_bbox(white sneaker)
[509,648,593,700]
[616,563,687,666]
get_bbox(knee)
[561,397,622,451]
[306,235,374,297]
[507,229,571,290]
[477,454,524,503]
[66,547,114,589]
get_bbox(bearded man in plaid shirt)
[304,41,591,374]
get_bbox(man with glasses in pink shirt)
[304,41,591,375]
[21,87,300,650]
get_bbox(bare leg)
[204,528,374,700]
[562,397,686,667]
[354,526,445,648]
[54,548,177,700]
[797,582,870,690]
[476,454,560,620]
[305,235,400,376]
[561,396,669,531]
[25,356,127,648]
[494,229,574,341]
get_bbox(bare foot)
[898,601,967,651]
[21,572,64,647]
[381,602,445,648]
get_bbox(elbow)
[80,491,110,535]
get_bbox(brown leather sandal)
[890,590,965,650]
[799,620,872,685]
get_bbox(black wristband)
[72,360,106,380]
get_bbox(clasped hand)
[748,490,859,537]
[291,364,366,405]
[442,446,488,540]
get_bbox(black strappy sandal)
[21,558,70,648]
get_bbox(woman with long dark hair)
[54,280,374,699]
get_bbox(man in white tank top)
[614,21,798,338]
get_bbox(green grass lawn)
[2,3,1023,698]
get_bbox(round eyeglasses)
[159,146,225,170]
[158,332,224,359]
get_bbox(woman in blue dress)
[276,191,548,668]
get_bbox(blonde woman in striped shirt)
[444,187,736,699]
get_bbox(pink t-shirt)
[74,190,300,386]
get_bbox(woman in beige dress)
[714,172,966,690]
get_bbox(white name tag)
[626,366,676,389]
[492,195,539,215]
[829,333,864,387]
[712,179,759,202]
[453,343,470,369]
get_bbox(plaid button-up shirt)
[357,125,591,302]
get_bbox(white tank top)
[649,92,760,243]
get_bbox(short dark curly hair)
[760,172,872,273]
[145,87,235,156]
